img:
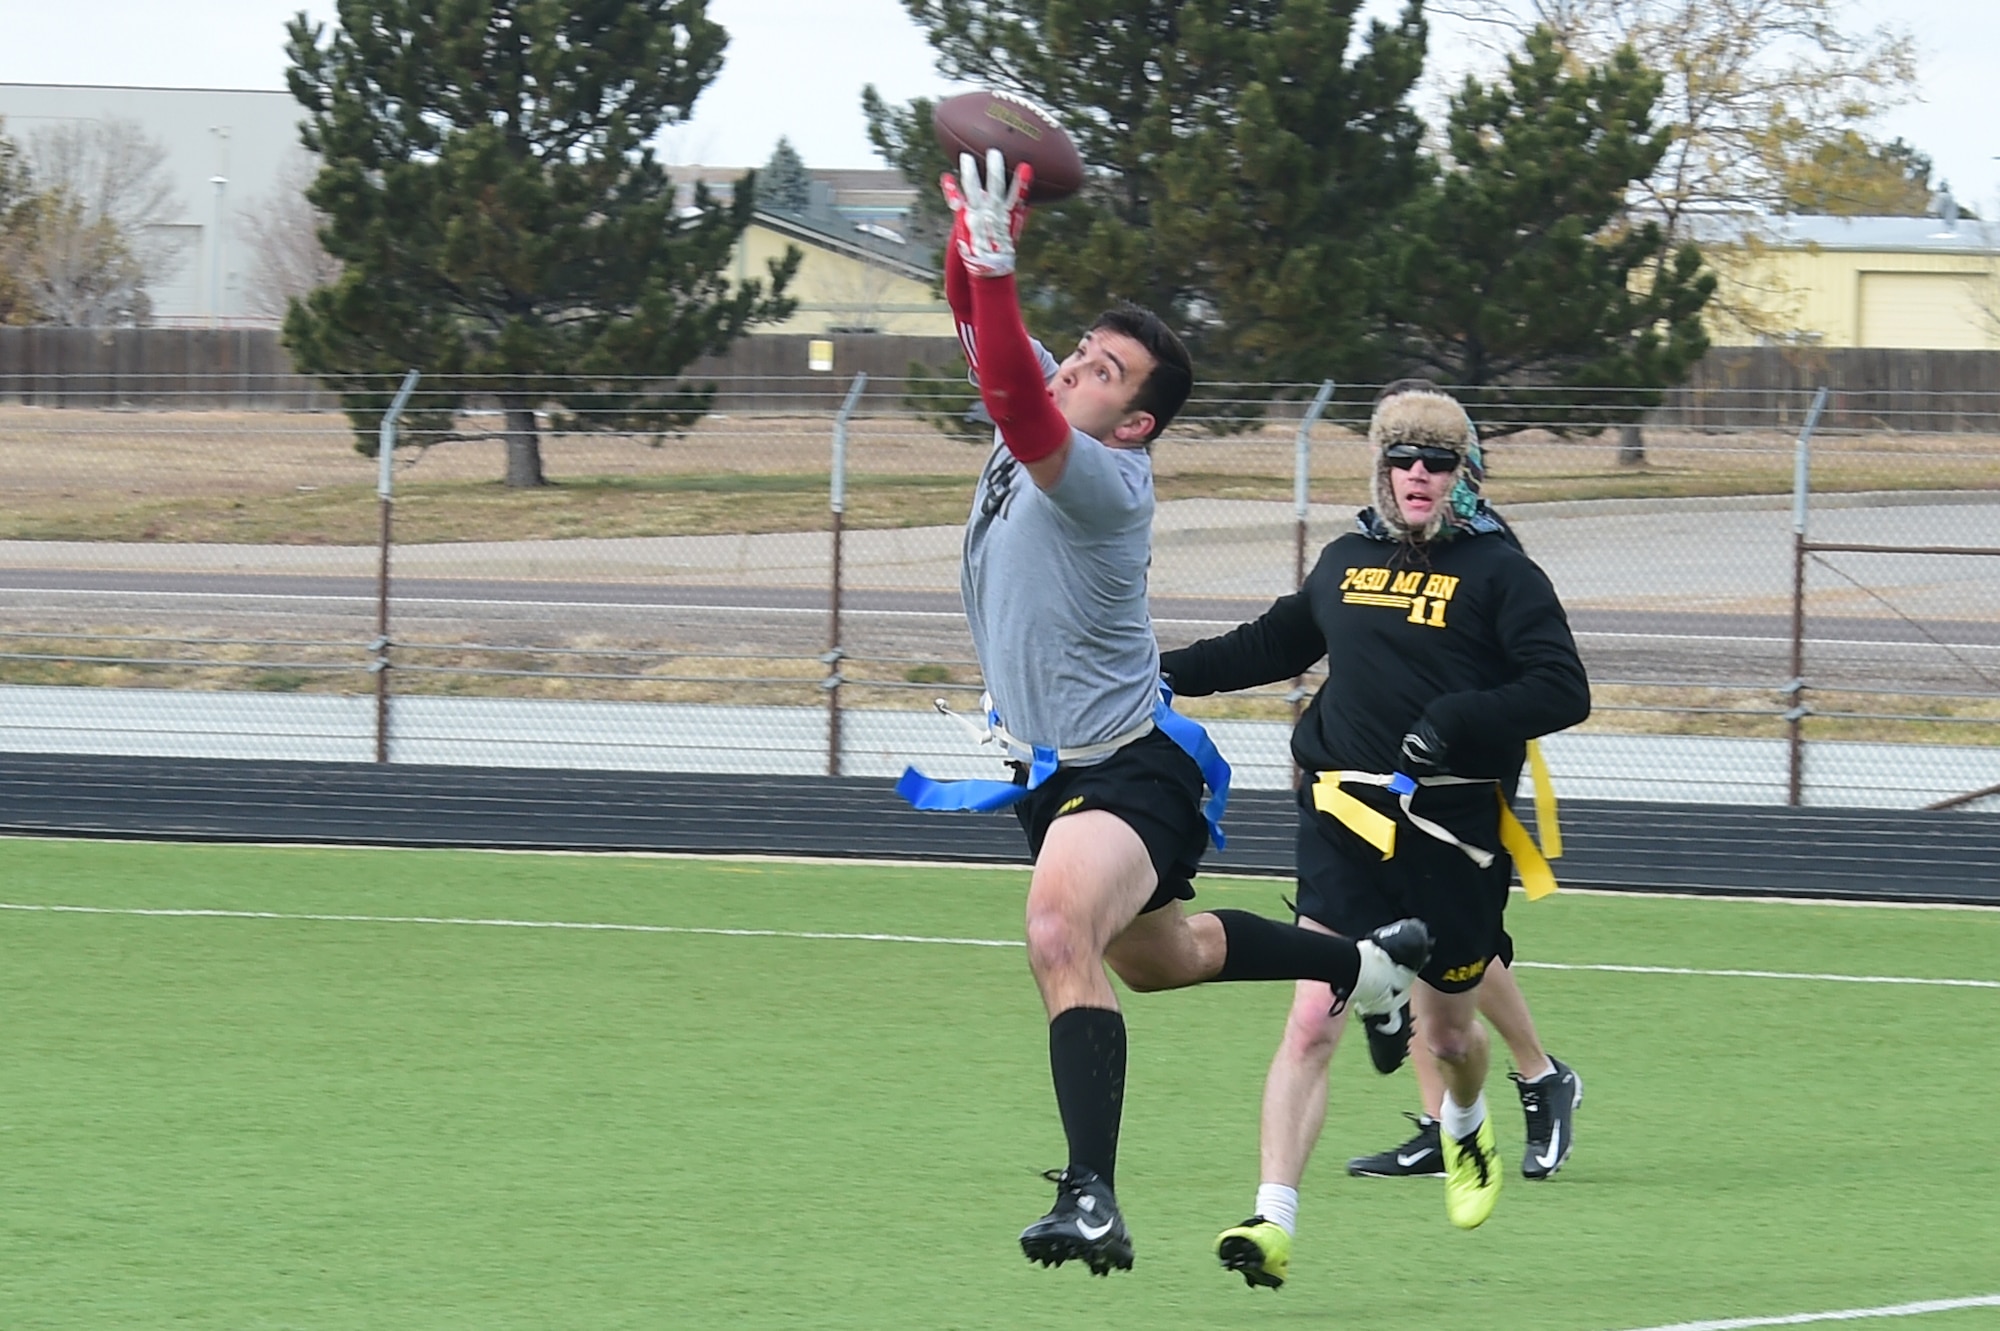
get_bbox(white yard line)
[1616,1292,2000,1330]
[1513,960,2000,990]
[2,901,1996,990]
[0,902,1020,948]
[6,839,1997,913]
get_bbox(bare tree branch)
[238,149,342,321]
[18,118,188,325]
[1428,0,1918,338]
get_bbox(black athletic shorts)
[1012,727,1209,914]
[1293,780,1509,994]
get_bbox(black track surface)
[3,752,1997,906]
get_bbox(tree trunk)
[502,404,545,488]
[1616,423,1646,467]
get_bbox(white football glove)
[949,147,1032,279]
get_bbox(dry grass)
[4,404,1998,544]
[0,625,967,708]
[1568,682,2000,746]
[6,625,1995,746]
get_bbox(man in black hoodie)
[1160,381,1590,1280]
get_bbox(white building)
[0,83,305,325]
[0,83,943,333]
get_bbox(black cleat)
[1019,1168,1134,1276]
[1347,917,1433,1018]
[1514,1057,1583,1179]
[1360,1000,1413,1075]
[1347,1112,1446,1178]
[1370,917,1434,973]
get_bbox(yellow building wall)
[734,224,951,336]
[1703,244,2000,349]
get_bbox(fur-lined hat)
[1368,383,1480,543]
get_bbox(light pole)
[209,174,228,327]
[208,125,231,327]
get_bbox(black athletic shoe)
[1371,916,1434,971]
[1360,1000,1413,1075]
[1346,1112,1446,1178]
[1347,918,1433,1018]
[1514,1057,1583,1180]
[1019,1168,1134,1276]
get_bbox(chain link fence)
[1,373,1994,811]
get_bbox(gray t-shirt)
[961,341,1161,752]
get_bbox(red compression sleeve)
[944,214,976,368]
[969,273,1069,464]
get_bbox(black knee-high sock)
[1206,908,1362,993]
[1048,1006,1125,1189]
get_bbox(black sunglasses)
[1384,444,1462,473]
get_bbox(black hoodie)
[1160,527,1590,786]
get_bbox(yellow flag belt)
[1309,739,1562,900]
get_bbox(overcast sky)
[0,0,1992,211]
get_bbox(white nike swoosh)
[1534,1122,1564,1170]
[1397,1149,1435,1167]
[1076,1217,1114,1241]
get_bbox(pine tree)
[864,1,1429,384]
[1379,27,1714,438]
[283,1,798,487]
[758,137,813,214]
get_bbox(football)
[931,89,1084,204]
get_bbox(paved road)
[6,492,1999,692]
[9,566,2000,642]
[6,566,1997,692]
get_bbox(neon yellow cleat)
[1442,1114,1503,1229]
[1215,1216,1291,1289]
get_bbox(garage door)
[1857,271,1994,348]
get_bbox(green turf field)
[3,836,1998,1330]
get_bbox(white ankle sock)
[1441,1091,1487,1141]
[1254,1183,1299,1236]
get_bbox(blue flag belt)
[895,683,1231,848]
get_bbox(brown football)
[931,89,1084,204]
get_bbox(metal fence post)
[824,372,867,776]
[373,369,421,764]
[1785,385,1829,805]
[1294,380,1336,592]
[1289,381,1336,740]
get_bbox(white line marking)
[1616,1292,2000,1330]
[3,588,372,604]
[0,902,1017,947]
[3,902,1997,990]
[1573,630,2000,651]
[1514,960,2000,990]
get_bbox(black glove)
[1399,718,1449,776]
